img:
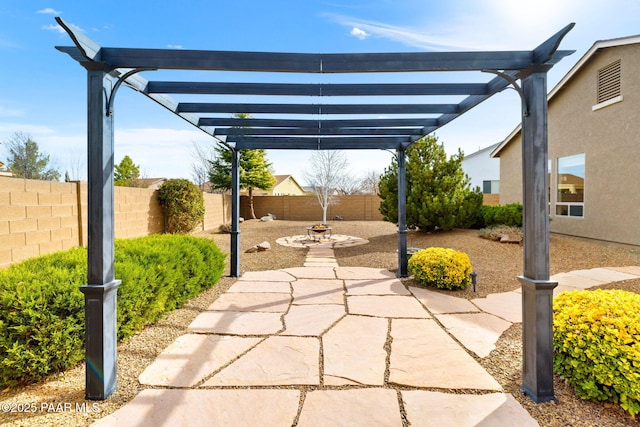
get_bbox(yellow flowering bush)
[553,290,640,416]
[408,247,472,290]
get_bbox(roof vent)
[597,59,621,104]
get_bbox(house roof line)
[491,34,640,158]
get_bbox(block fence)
[240,194,384,222]
[0,176,230,268]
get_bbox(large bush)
[408,247,472,290]
[554,290,640,416]
[0,235,225,388]
[378,135,483,231]
[158,178,205,234]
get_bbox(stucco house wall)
[493,37,640,245]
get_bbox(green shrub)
[158,178,205,234]
[408,247,472,290]
[480,203,523,228]
[0,235,225,388]
[553,290,640,416]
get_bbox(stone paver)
[335,266,396,280]
[206,292,291,312]
[226,280,291,293]
[323,315,388,385]
[436,313,512,358]
[304,262,339,268]
[409,286,481,314]
[188,311,283,335]
[298,389,402,427]
[471,291,522,323]
[94,235,635,427]
[238,270,294,282]
[389,318,501,390]
[282,304,345,336]
[283,266,337,279]
[347,295,430,318]
[345,278,411,295]
[402,391,539,427]
[551,272,607,289]
[139,334,262,387]
[609,266,640,276]
[91,389,300,427]
[292,278,344,304]
[203,336,319,386]
[568,267,639,283]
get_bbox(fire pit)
[306,224,332,241]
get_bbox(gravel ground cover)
[1,220,639,426]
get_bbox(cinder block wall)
[202,193,231,231]
[0,177,229,268]
[1,177,85,267]
[240,195,385,221]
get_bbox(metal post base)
[79,280,121,400]
[518,276,558,403]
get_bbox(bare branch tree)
[303,150,349,224]
[189,141,217,191]
[360,169,382,194]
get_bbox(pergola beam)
[231,136,412,150]
[198,117,439,129]
[147,81,490,96]
[74,47,573,73]
[178,102,459,115]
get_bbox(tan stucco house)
[264,175,306,196]
[491,35,640,246]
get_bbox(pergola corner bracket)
[482,69,528,116]
[107,68,156,116]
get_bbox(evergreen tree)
[208,146,276,219]
[114,155,141,187]
[378,135,482,231]
[3,132,60,181]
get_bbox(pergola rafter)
[55,16,574,406]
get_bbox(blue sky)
[1,0,639,183]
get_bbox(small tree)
[209,146,276,219]
[304,150,349,224]
[378,135,482,231]
[114,155,142,187]
[3,132,60,181]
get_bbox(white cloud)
[41,24,66,34]
[167,44,184,49]
[36,8,61,15]
[350,27,370,40]
[0,105,24,118]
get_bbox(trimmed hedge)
[554,290,640,416]
[408,247,472,290]
[0,235,225,388]
[480,203,523,228]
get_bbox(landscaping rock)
[257,241,271,251]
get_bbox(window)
[594,59,622,109]
[482,180,499,194]
[556,153,584,218]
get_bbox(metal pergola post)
[396,148,408,278]
[518,69,558,403]
[79,68,121,400]
[230,149,241,277]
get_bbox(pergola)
[55,17,573,403]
